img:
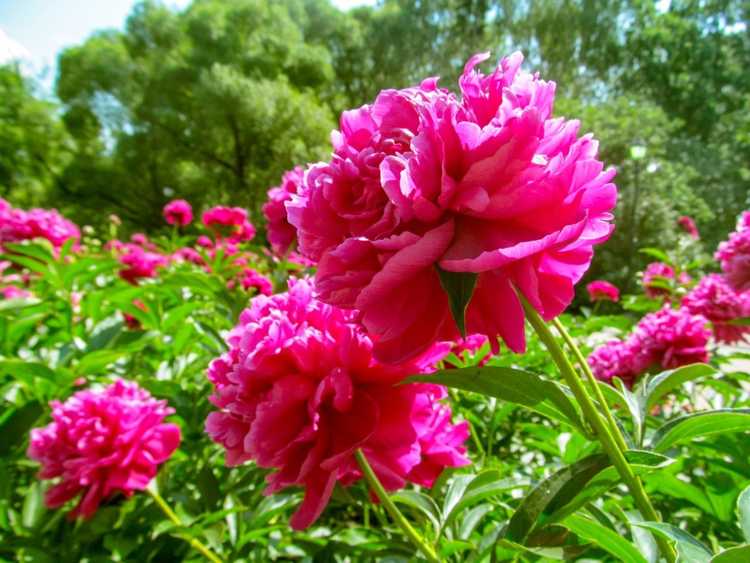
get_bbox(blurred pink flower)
[205,277,469,529]
[682,273,750,344]
[163,199,193,226]
[0,198,80,250]
[1,285,31,299]
[631,306,711,370]
[239,268,273,295]
[202,206,255,243]
[172,246,204,265]
[677,216,699,239]
[288,52,616,363]
[588,339,641,387]
[642,262,690,298]
[716,213,750,292]
[27,379,180,519]
[586,280,620,302]
[263,167,304,254]
[118,245,169,284]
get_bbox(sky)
[0,0,374,92]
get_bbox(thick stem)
[519,298,676,563]
[551,318,629,453]
[355,450,440,562]
[147,487,224,563]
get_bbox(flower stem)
[551,317,629,453]
[519,298,676,563]
[355,449,440,562]
[147,487,224,563]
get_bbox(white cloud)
[0,27,31,64]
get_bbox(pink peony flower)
[588,339,641,387]
[677,216,699,239]
[586,280,620,302]
[287,52,616,363]
[118,246,169,284]
[202,206,255,243]
[172,246,204,265]
[263,167,304,254]
[205,278,469,529]
[1,285,32,299]
[682,274,750,344]
[642,262,690,299]
[196,235,214,249]
[163,199,193,226]
[631,306,711,370]
[239,268,273,295]
[27,379,180,519]
[716,214,750,292]
[0,198,80,250]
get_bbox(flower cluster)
[682,273,750,344]
[642,262,690,299]
[0,198,80,250]
[205,277,469,529]
[163,199,193,226]
[27,379,180,519]
[288,52,617,363]
[586,280,620,303]
[263,167,304,254]
[589,306,711,386]
[716,211,750,292]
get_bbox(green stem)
[147,487,224,563]
[355,450,440,562]
[519,298,676,563]
[551,318,630,453]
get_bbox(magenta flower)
[172,246,204,266]
[631,306,711,370]
[716,212,750,292]
[1,285,32,299]
[163,199,193,227]
[263,167,304,254]
[677,216,699,239]
[118,245,169,284]
[288,52,616,363]
[205,278,469,529]
[586,280,620,303]
[682,274,750,344]
[27,379,180,519]
[588,340,641,387]
[239,268,273,295]
[202,206,256,243]
[641,262,690,299]
[0,198,80,250]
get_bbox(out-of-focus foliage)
[3,0,749,291]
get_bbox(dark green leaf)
[649,409,750,452]
[564,513,647,563]
[436,266,477,337]
[634,522,712,563]
[711,545,750,562]
[736,483,750,543]
[643,364,717,411]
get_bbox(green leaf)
[22,482,46,529]
[408,367,585,432]
[0,401,44,455]
[442,470,525,526]
[504,453,610,543]
[639,247,671,263]
[563,514,647,563]
[728,317,750,326]
[76,349,128,374]
[436,266,477,337]
[634,522,712,563]
[649,409,750,452]
[642,364,717,411]
[391,490,441,533]
[736,483,750,543]
[711,545,750,562]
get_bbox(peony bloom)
[0,198,80,250]
[172,246,204,266]
[118,245,169,284]
[27,379,180,519]
[1,285,32,299]
[202,206,255,243]
[263,167,304,254]
[196,235,214,249]
[586,280,620,302]
[677,216,699,239]
[588,339,642,387]
[163,199,193,226]
[716,213,750,292]
[631,306,711,370]
[682,274,750,344]
[642,262,690,299]
[239,268,273,295]
[205,278,469,529]
[287,52,616,363]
